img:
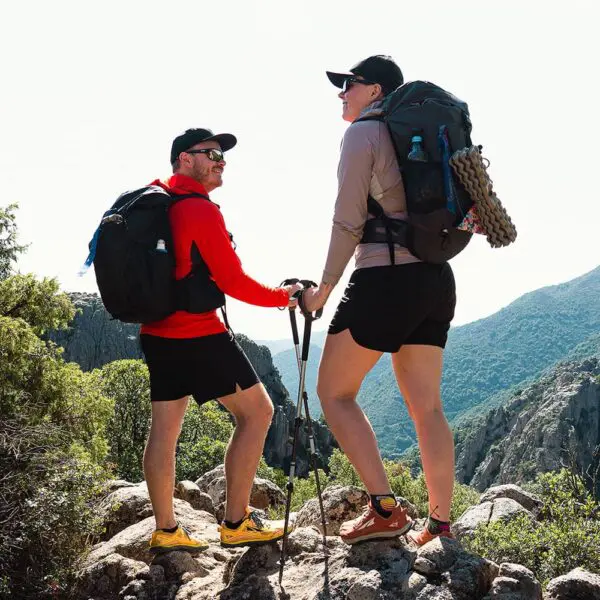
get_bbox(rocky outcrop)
[455,359,600,491]
[78,476,597,599]
[49,292,336,475]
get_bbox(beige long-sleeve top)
[322,103,420,286]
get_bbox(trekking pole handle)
[297,280,323,322]
[278,278,301,312]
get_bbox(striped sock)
[426,515,451,534]
[370,494,397,518]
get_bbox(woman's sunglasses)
[341,76,376,94]
[184,148,224,162]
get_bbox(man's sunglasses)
[341,76,376,94]
[184,148,224,162]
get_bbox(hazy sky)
[2,1,598,341]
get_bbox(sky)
[1,0,599,341]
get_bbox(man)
[141,128,299,554]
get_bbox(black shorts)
[140,332,260,404]
[328,262,456,352]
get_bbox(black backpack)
[85,186,226,324]
[359,80,474,263]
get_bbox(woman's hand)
[300,283,332,314]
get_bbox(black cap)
[170,128,237,165]
[326,55,404,95]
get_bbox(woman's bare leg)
[392,345,454,521]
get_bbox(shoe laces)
[248,509,266,530]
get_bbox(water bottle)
[407,135,428,162]
[156,239,167,253]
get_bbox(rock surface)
[78,476,560,600]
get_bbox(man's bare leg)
[143,396,189,529]
[218,383,274,523]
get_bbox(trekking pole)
[278,280,326,585]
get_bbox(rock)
[104,479,139,493]
[87,503,217,566]
[483,563,542,599]
[174,480,215,514]
[480,485,543,516]
[413,537,498,600]
[453,498,534,540]
[545,568,600,599]
[98,483,215,540]
[455,360,600,490]
[295,485,369,535]
[195,465,285,522]
[75,553,149,599]
[346,569,383,600]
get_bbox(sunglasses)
[341,76,376,94]
[184,148,224,162]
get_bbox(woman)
[302,55,457,546]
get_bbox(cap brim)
[206,133,237,152]
[326,71,353,88]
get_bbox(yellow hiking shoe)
[149,525,209,555]
[220,508,293,548]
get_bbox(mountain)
[257,329,327,356]
[454,357,600,492]
[273,265,600,457]
[48,293,337,475]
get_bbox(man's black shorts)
[328,262,456,353]
[140,332,260,404]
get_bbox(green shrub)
[96,360,151,482]
[464,469,600,586]
[176,402,234,481]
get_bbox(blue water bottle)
[407,135,428,162]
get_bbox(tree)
[0,204,28,281]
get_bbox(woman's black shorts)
[328,262,456,352]
[140,332,260,404]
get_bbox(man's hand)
[283,282,303,308]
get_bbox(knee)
[409,401,445,425]
[236,392,274,427]
[317,380,353,411]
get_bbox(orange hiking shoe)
[407,526,454,546]
[340,501,412,545]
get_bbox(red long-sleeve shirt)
[140,174,288,338]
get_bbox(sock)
[426,515,451,535]
[224,517,245,530]
[370,494,397,518]
[160,524,179,533]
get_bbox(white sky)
[2,0,598,340]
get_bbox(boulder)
[483,563,542,599]
[295,485,369,535]
[98,483,213,540]
[545,568,600,600]
[453,498,535,540]
[480,485,543,516]
[174,480,215,515]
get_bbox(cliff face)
[455,358,600,492]
[49,293,336,475]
